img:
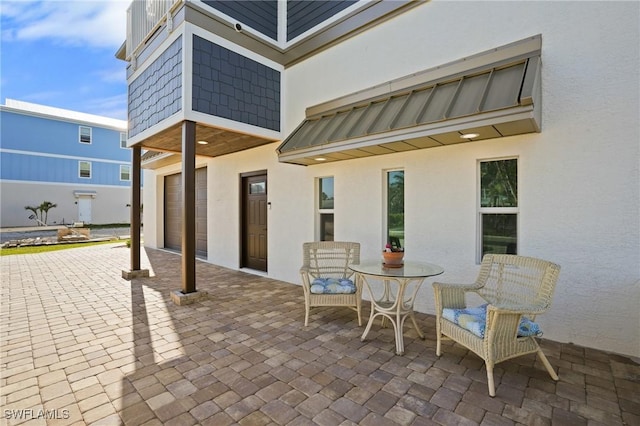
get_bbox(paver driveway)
[1,243,638,425]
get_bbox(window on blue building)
[120,132,127,148]
[120,165,131,181]
[79,126,92,144]
[79,161,91,178]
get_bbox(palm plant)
[39,201,57,225]
[24,201,57,225]
[25,205,41,225]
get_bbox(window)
[250,181,266,194]
[120,165,131,181]
[478,158,518,260]
[386,170,405,249]
[79,126,92,144]
[318,177,334,241]
[120,132,127,148]
[79,161,91,178]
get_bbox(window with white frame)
[120,132,127,148]
[317,177,334,241]
[386,170,405,249]
[79,126,92,144]
[120,165,131,181]
[79,161,92,178]
[478,158,518,260]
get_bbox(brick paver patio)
[1,243,638,425]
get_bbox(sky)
[1,0,130,120]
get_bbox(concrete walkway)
[1,244,638,425]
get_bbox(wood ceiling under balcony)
[140,122,277,167]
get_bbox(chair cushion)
[310,278,356,294]
[442,304,541,338]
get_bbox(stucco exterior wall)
[1,182,132,226]
[143,1,639,356]
[280,1,640,356]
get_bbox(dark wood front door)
[242,173,267,271]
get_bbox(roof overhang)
[134,120,278,169]
[278,35,542,166]
[73,190,97,198]
[141,150,180,170]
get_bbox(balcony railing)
[126,0,180,61]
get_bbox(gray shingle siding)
[287,0,357,41]
[192,35,280,132]
[128,37,183,138]
[202,1,277,40]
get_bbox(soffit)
[139,121,276,169]
[277,36,542,166]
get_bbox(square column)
[122,144,149,280]
[181,120,197,294]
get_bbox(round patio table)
[350,260,444,355]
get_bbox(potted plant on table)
[382,242,404,267]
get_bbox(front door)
[241,172,267,271]
[77,197,92,223]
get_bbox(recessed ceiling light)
[460,133,480,139]
[314,157,327,161]
[197,140,208,145]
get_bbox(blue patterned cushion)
[442,304,541,338]
[310,278,356,294]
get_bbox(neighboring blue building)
[0,99,131,227]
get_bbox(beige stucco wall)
[144,1,640,357]
[1,181,133,227]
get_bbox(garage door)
[164,168,207,256]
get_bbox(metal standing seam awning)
[278,35,542,166]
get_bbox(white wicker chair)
[300,241,362,327]
[433,254,561,396]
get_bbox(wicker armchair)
[433,254,561,396]
[300,241,362,326]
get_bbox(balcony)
[126,0,180,61]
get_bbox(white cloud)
[85,93,128,120]
[19,89,67,104]
[1,0,130,49]
[95,66,127,84]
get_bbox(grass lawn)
[0,240,127,256]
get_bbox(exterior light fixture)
[460,133,480,139]
[197,140,208,145]
[314,157,327,161]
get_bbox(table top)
[350,260,444,278]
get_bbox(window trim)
[316,176,334,241]
[79,161,92,179]
[120,132,127,149]
[477,156,519,263]
[79,126,92,144]
[120,165,131,181]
